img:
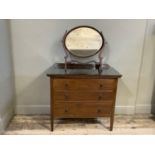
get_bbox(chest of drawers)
[47,63,121,131]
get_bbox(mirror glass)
[64,26,104,57]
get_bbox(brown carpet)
[5,115,155,135]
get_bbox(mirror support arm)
[98,48,103,73]
[62,30,69,72]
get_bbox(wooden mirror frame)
[62,25,105,72]
[63,25,104,58]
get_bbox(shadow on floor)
[54,118,110,130]
[7,116,110,131]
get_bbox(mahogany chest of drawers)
[47,63,122,131]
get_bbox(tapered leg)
[50,78,54,132]
[51,116,54,131]
[110,115,114,131]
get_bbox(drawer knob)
[64,95,68,100]
[98,96,102,100]
[64,83,68,88]
[97,109,101,113]
[64,109,68,113]
[99,84,103,88]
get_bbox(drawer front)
[53,102,112,117]
[69,103,97,117]
[54,91,115,101]
[53,79,116,91]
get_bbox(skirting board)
[135,104,155,114]
[15,104,154,115]
[0,107,14,134]
[0,118,3,134]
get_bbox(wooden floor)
[5,115,155,135]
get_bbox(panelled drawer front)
[54,91,115,101]
[54,102,112,117]
[53,79,116,91]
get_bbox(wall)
[0,20,15,134]
[136,20,155,114]
[10,19,155,114]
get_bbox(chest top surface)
[47,63,122,78]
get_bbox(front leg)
[110,115,114,131]
[51,115,54,131]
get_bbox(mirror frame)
[63,25,105,58]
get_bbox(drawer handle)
[64,95,68,100]
[98,96,102,100]
[64,109,68,113]
[64,83,68,88]
[97,109,101,113]
[99,84,103,88]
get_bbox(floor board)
[5,115,155,135]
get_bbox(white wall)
[0,20,15,134]
[10,19,155,114]
[136,20,155,113]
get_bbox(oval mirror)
[64,26,104,58]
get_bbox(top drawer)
[53,79,116,91]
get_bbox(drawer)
[53,79,116,91]
[53,102,112,118]
[69,103,97,117]
[69,102,112,117]
[54,101,113,106]
[54,91,115,101]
